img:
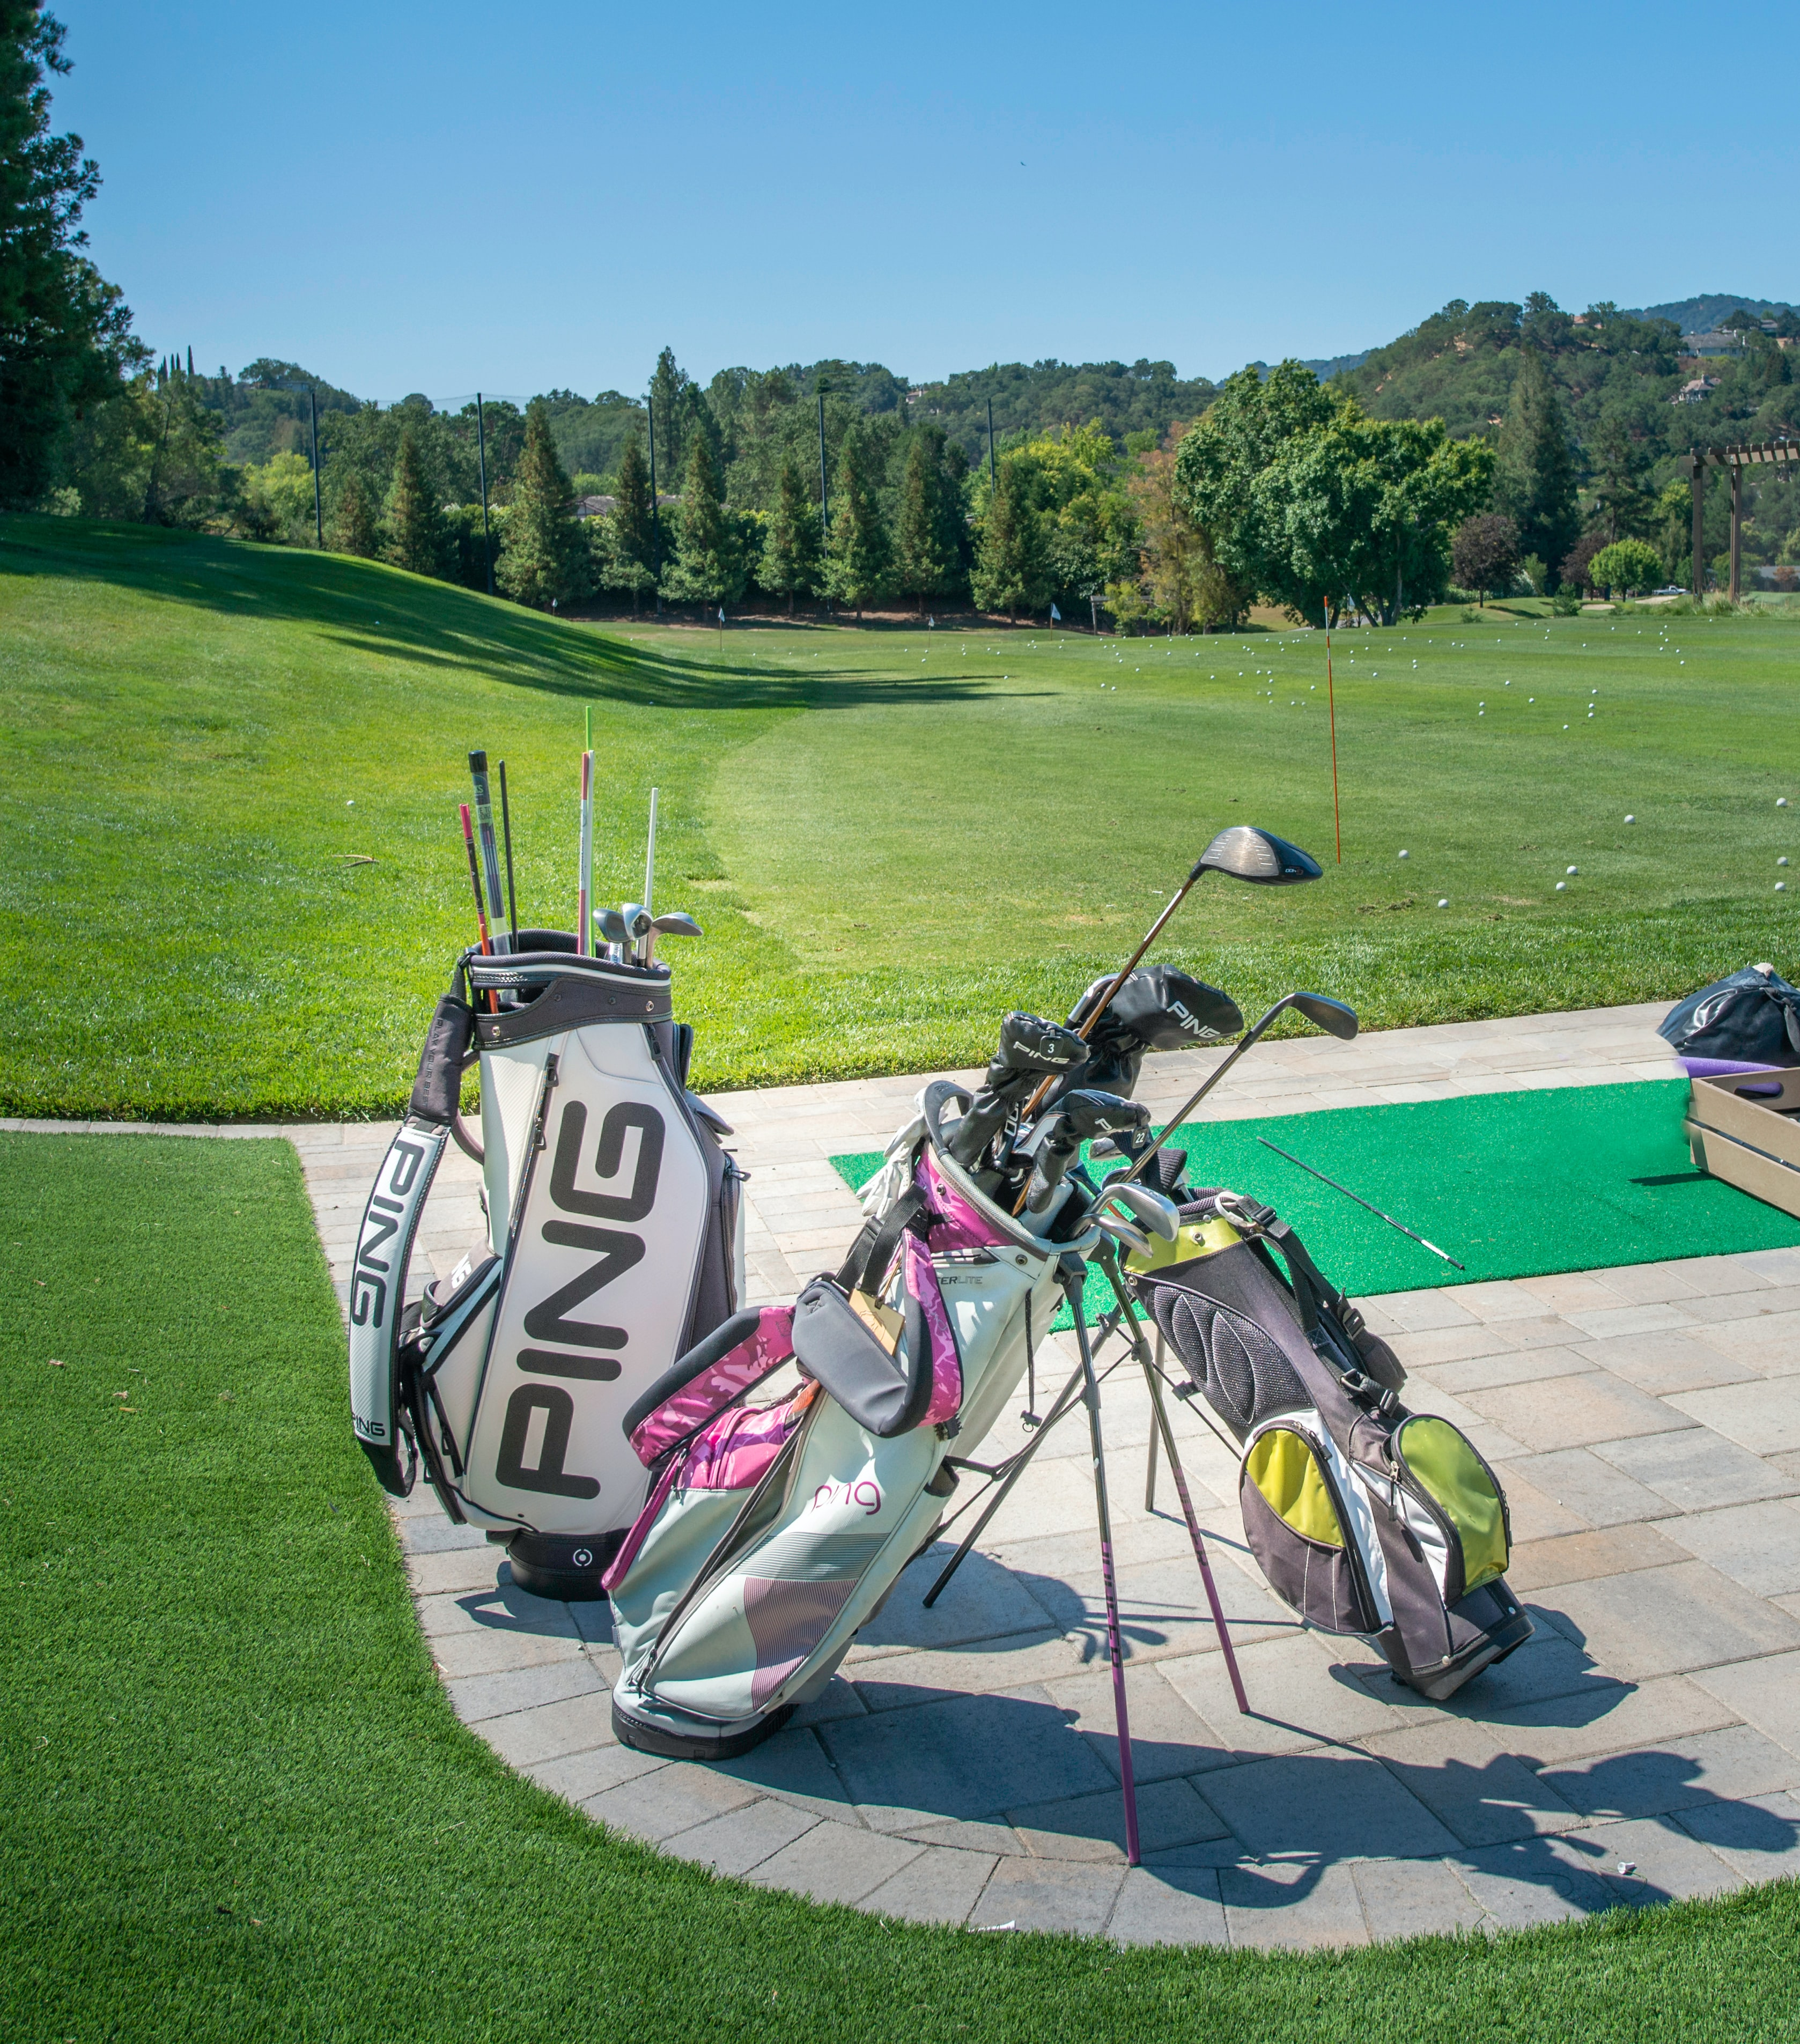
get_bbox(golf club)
[643,909,701,965]
[643,787,659,919]
[1022,1090,1151,1214]
[948,1012,1089,1169]
[458,802,497,1012]
[618,902,654,964]
[1256,1137,1465,1269]
[576,749,594,957]
[468,750,508,954]
[594,905,630,958]
[1115,991,1359,1191]
[1016,826,1322,1122]
[497,758,520,949]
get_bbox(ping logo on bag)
[350,1135,432,1330]
[810,1477,883,1516]
[496,1098,666,1496]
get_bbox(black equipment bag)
[1660,964,1800,1066]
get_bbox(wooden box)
[1685,1067,1800,1220]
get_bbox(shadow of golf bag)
[604,1078,1093,1761]
[348,936,745,1598]
[1127,1189,1532,1701]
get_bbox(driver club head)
[1190,825,1323,887]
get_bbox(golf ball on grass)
[1437,898,1449,909]
[1556,882,1566,891]
[1567,866,1578,875]
[1625,815,1635,824]
[1398,850,1408,860]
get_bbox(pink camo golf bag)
[606,1080,1096,1760]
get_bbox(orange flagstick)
[1325,599,1341,864]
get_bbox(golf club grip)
[1018,873,1199,1120]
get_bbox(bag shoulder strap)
[836,1182,929,1295]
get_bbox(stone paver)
[34,999,1800,1948]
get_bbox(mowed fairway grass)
[8,1129,1800,2044]
[5,514,1799,1119]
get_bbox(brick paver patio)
[18,1001,1800,1945]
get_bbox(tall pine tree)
[382,424,447,578]
[824,429,892,619]
[498,401,589,609]
[330,468,379,557]
[1495,349,1578,585]
[604,425,657,612]
[894,427,960,616]
[665,428,741,610]
[759,455,822,613]
[649,345,689,488]
[971,452,1050,623]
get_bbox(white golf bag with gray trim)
[348,934,745,1597]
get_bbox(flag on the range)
[1050,602,1061,622]
[718,606,725,624]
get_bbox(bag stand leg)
[920,1358,1085,1609]
[1145,1333,1250,1717]
[1064,1270,1140,1865]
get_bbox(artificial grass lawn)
[6,1132,1800,2042]
[6,515,1800,1119]
[831,1080,1800,1326]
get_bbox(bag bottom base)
[504,1529,623,1603]
[611,1686,794,1762]
[1382,1604,1535,1702]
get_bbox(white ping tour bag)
[348,934,745,1597]
[606,1078,1096,1760]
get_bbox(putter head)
[1191,825,1323,886]
[1289,992,1359,1040]
[650,911,702,940]
[1098,1179,1181,1241]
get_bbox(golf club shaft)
[459,803,497,1013]
[469,752,507,952]
[498,759,519,948]
[576,750,594,958]
[641,789,659,962]
[1256,1137,1466,1268]
[1116,1000,1290,1189]
[1017,870,1203,1120]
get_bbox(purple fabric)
[744,1575,857,1709]
[627,1306,795,1467]
[918,1149,1009,1254]
[904,1231,964,1425]
[683,1394,806,1492]
[1682,1057,1784,1079]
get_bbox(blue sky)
[55,0,1796,401]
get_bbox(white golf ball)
[1556,881,1566,891]
[1398,850,1409,860]
[1625,815,1636,824]
[1567,866,1578,875]
[1437,898,1449,908]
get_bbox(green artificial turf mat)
[830,1080,1800,1322]
[7,1128,1800,2041]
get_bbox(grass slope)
[5,1129,1800,2043]
[5,517,1798,1119]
